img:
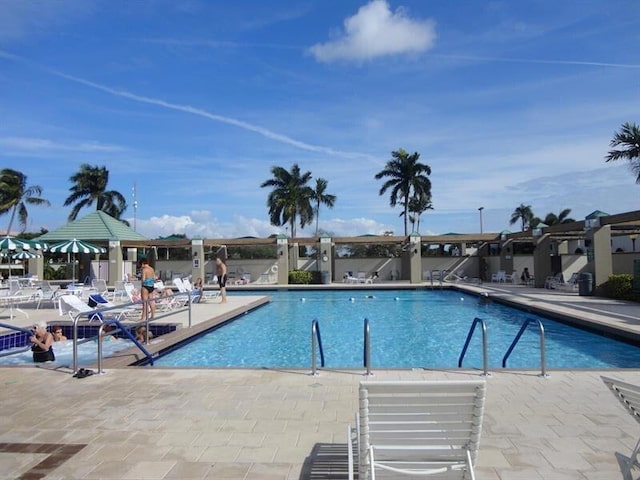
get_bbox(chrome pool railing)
[363,318,372,376]
[311,319,325,376]
[502,317,548,377]
[458,317,490,376]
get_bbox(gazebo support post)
[108,240,123,287]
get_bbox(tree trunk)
[5,205,17,236]
[290,217,296,239]
[315,202,320,237]
[403,193,409,236]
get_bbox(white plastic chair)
[348,380,486,480]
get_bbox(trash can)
[321,271,330,285]
[578,272,593,296]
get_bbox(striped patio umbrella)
[47,238,106,254]
[11,250,41,260]
[0,237,37,279]
[0,236,32,251]
[47,239,106,283]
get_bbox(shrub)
[289,270,312,284]
[601,274,640,301]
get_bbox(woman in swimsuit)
[140,258,156,321]
[215,257,228,303]
[30,321,55,363]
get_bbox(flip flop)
[72,368,86,378]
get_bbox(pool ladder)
[458,317,490,376]
[311,319,325,376]
[458,317,548,377]
[311,318,372,376]
[502,318,547,377]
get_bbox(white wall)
[613,253,640,275]
[513,256,534,277]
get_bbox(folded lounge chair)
[601,376,640,477]
[348,380,486,480]
[59,294,108,322]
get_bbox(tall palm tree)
[400,194,433,234]
[260,164,314,238]
[509,204,534,231]
[0,169,50,234]
[311,178,336,237]
[375,149,432,236]
[64,164,127,221]
[543,208,575,226]
[605,122,640,182]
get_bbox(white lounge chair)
[491,271,506,283]
[183,278,221,300]
[553,272,579,292]
[58,294,105,322]
[504,270,518,284]
[601,376,640,477]
[348,380,486,480]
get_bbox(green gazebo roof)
[38,211,148,242]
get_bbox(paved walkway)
[1,368,639,479]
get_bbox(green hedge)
[289,270,313,284]
[288,270,324,284]
[601,274,640,301]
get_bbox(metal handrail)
[311,319,325,376]
[502,318,548,377]
[72,292,191,373]
[363,318,372,376]
[0,322,31,335]
[97,319,153,373]
[458,317,490,376]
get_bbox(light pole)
[631,234,637,252]
[478,207,484,234]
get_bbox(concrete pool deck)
[2,285,640,478]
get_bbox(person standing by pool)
[216,257,227,303]
[140,258,156,321]
[30,321,55,363]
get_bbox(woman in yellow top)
[140,258,156,321]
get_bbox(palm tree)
[311,178,336,237]
[375,149,432,236]
[400,194,433,234]
[605,122,640,182]
[64,164,127,221]
[509,204,534,231]
[260,164,314,238]
[0,169,50,234]
[543,208,575,226]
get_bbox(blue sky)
[0,0,638,238]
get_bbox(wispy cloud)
[0,0,95,44]
[140,37,301,51]
[0,49,375,163]
[309,0,436,63]
[0,136,126,155]
[427,53,640,69]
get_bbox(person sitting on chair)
[520,267,531,284]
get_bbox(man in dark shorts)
[216,257,228,303]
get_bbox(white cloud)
[132,211,399,239]
[311,217,397,237]
[0,136,126,155]
[309,0,436,63]
[132,211,283,239]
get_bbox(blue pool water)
[154,290,640,369]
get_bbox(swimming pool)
[154,289,640,369]
[0,339,134,367]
